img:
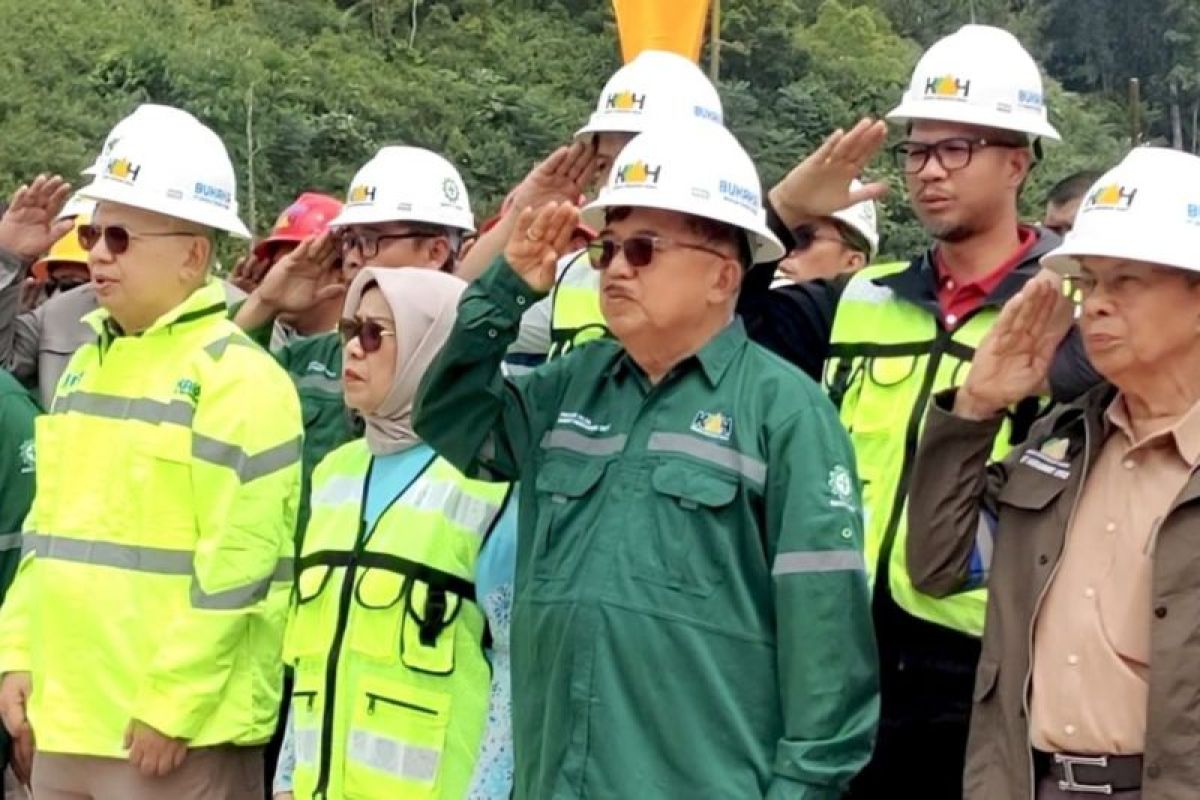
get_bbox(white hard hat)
[581,122,785,263]
[887,24,1059,141]
[79,111,250,238]
[575,50,723,139]
[1042,147,1200,276]
[330,146,474,233]
[829,180,879,258]
[56,193,97,223]
[82,104,200,178]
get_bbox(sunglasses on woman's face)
[338,317,395,353]
[77,224,199,256]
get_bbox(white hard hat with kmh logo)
[1042,147,1200,276]
[576,50,724,139]
[82,104,200,178]
[887,24,1060,140]
[581,122,785,263]
[79,109,250,238]
[330,146,475,233]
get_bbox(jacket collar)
[84,280,227,340]
[874,228,1062,317]
[612,318,747,389]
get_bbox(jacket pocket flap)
[651,464,738,508]
[535,459,606,498]
[998,465,1067,511]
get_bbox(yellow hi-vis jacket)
[0,281,303,757]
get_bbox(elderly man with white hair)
[907,147,1200,799]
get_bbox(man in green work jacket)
[0,367,35,784]
[415,122,879,799]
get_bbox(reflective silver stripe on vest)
[346,729,440,784]
[192,434,302,482]
[772,550,866,576]
[0,533,22,552]
[401,479,500,536]
[540,429,627,457]
[646,432,767,485]
[52,392,194,426]
[294,373,341,394]
[311,475,365,507]
[23,533,291,610]
[294,726,319,767]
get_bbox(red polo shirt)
[934,225,1038,328]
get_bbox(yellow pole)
[611,0,711,64]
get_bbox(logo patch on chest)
[691,410,733,441]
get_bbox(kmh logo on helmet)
[607,91,647,111]
[349,185,377,204]
[1086,184,1137,211]
[615,161,660,185]
[924,75,971,99]
[105,158,140,183]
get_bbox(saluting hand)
[0,175,74,260]
[255,231,342,314]
[769,118,889,229]
[955,276,1073,420]
[504,201,581,293]
[510,141,598,214]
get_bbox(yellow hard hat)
[33,213,91,281]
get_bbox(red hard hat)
[254,192,344,260]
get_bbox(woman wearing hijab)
[278,267,516,800]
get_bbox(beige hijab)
[343,267,466,455]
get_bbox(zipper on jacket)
[366,692,438,717]
[1021,416,1090,800]
[312,454,438,797]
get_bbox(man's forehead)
[603,206,688,233]
[907,120,991,141]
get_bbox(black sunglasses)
[586,235,732,271]
[77,224,199,256]
[791,224,850,253]
[338,317,395,353]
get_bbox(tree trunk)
[1191,100,1198,154]
[1171,81,1184,150]
[245,84,257,236]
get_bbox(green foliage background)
[2,0,1186,262]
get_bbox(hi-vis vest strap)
[287,440,511,800]
[825,261,1034,638]
[548,251,607,360]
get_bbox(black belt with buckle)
[1036,751,1143,794]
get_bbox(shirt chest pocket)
[531,458,607,584]
[632,463,738,598]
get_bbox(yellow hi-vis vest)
[286,440,511,800]
[0,281,303,756]
[824,262,1035,637]
[548,251,607,360]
